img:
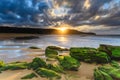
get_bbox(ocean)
[0,35,120,62]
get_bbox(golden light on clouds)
[58,27,68,32]
[94,15,100,20]
[52,23,73,34]
[84,0,91,9]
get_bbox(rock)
[96,62,120,80]
[110,61,120,68]
[58,56,80,71]
[109,69,120,79]
[70,47,110,63]
[47,64,64,73]
[94,69,113,80]
[46,46,69,51]
[0,62,28,72]
[45,48,58,58]
[29,46,41,49]
[36,68,61,79]
[98,44,120,60]
[94,51,111,63]
[28,57,46,70]
[0,61,5,68]
[21,73,37,79]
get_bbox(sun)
[59,27,67,32]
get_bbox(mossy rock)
[70,47,110,63]
[70,47,97,61]
[36,68,61,79]
[47,46,69,51]
[28,57,46,70]
[94,69,113,80]
[94,51,111,63]
[58,56,80,71]
[29,46,40,49]
[0,62,28,72]
[45,48,58,58]
[96,61,120,80]
[98,44,120,60]
[0,61,5,68]
[47,64,64,73]
[21,73,37,79]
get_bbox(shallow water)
[0,35,120,62]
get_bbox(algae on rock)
[45,48,58,58]
[98,44,120,60]
[58,56,80,71]
[36,68,61,79]
[70,47,110,63]
[28,57,46,70]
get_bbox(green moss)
[47,64,64,73]
[36,68,61,79]
[47,46,68,51]
[96,63,120,80]
[94,69,113,80]
[21,73,37,79]
[45,48,58,58]
[0,61,5,68]
[0,62,28,72]
[58,56,80,71]
[110,61,120,68]
[95,52,110,63]
[70,47,110,63]
[94,69,104,80]
[28,57,46,70]
[98,44,120,60]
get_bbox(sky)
[0,0,120,34]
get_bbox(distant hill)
[0,26,96,35]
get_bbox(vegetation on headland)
[0,44,120,80]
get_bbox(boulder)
[98,44,120,60]
[0,62,28,72]
[36,68,61,79]
[28,57,46,70]
[45,48,58,58]
[58,56,80,71]
[70,47,110,63]
[21,73,37,79]
[0,61,5,68]
[46,46,69,51]
[47,64,64,73]
[94,69,113,80]
[29,46,40,49]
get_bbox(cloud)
[0,0,50,26]
[0,0,120,34]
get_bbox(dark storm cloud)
[0,0,50,26]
